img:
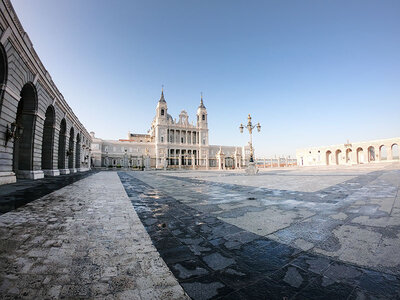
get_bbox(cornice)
[0,0,91,140]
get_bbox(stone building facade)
[91,91,248,170]
[0,0,91,185]
[296,137,400,166]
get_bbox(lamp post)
[124,149,127,169]
[105,150,108,168]
[239,114,261,163]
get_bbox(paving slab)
[0,172,188,299]
[118,164,400,299]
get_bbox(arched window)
[202,114,205,121]
[326,151,332,165]
[161,109,164,116]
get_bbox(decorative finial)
[199,92,205,108]
[159,85,166,102]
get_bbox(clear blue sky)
[12,0,400,157]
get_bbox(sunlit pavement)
[1,164,400,299]
[119,163,400,299]
[0,172,188,299]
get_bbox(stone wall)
[0,0,91,184]
[296,137,400,166]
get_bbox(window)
[161,137,164,142]
[161,109,164,116]
[202,114,205,121]
[202,138,206,145]
[181,137,184,143]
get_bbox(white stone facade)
[91,91,248,170]
[297,137,400,166]
[0,0,91,185]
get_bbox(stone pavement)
[0,170,97,214]
[1,165,400,299]
[0,172,188,299]
[118,164,400,299]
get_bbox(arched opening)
[335,149,342,165]
[367,146,375,162]
[68,127,74,169]
[379,145,387,161]
[326,150,332,165]
[392,144,399,160]
[13,82,38,174]
[346,148,352,164]
[0,44,8,112]
[357,147,364,164]
[58,119,67,169]
[75,133,81,169]
[41,106,55,170]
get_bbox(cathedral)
[90,90,249,169]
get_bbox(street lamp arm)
[239,113,261,163]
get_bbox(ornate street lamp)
[239,114,261,163]
[5,121,24,146]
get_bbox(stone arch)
[326,150,332,165]
[75,132,81,169]
[13,82,38,174]
[41,105,55,170]
[335,149,342,165]
[68,127,74,169]
[346,148,352,164]
[367,146,376,162]
[58,118,67,169]
[392,144,399,160]
[0,43,8,111]
[357,147,364,164]
[379,145,387,161]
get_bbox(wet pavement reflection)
[0,170,97,214]
[119,172,400,300]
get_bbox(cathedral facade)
[91,91,249,170]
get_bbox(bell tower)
[156,87,168,124]
[197,93,209,147]
[196,93,208,129]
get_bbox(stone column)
[388,145,393,161]
[69,137,77,173]
[45,126,60,176]
[60,133,70,175]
